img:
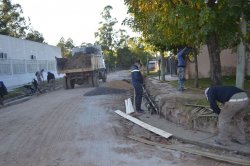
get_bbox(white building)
[0,34,62,88]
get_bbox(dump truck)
[55,46,107,89]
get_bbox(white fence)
[0,59,59,89]
[0,59,56,76]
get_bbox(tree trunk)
[160,51,166,81]
[193,49,199,88]
[236,13,247,89]
[206,33,222,85]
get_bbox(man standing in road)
[131,60,144,114]
[177,47,191,91]
[47,72,56,91]
[204,86,249,146]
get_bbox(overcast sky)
[12,0,135,46]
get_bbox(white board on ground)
[115,110,172,139]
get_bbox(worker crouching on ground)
[32,79,42,93]
[204,86,249,146]
[131,60,144,114]
[47,72,55,91]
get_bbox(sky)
[12,0,136,46]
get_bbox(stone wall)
[145,77,250,136]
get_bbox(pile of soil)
[56,53,92,70]
[84,80,132,96]
[84,87,127,96]
[103,80,132,90]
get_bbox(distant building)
[186,45,250,79]
[0,34,62,88]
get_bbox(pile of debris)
[104,80,132,90]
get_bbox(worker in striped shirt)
[205,86,249,146]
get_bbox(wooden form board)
[128,135,250,166]
[115,110,172,139]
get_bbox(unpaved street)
[0,71,233,166]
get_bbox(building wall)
[186,45,249,79]
[0,35,62,89]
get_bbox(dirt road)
[0,71,233,166]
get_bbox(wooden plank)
[115,110,172,138]
[128,135,250,166]
[185,104,210,108]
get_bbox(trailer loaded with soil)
[56,46,107,89]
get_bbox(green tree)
[95,5,118,70]
[25,29,45,43]
[57,37,75,58]
[0,0,28,38]
[116,47,134,68]
[115,29,130,48]
[124,0,250,86]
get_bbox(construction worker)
[47,72,56,91]
[35,69,44,85]
[32,79,42,93]
[0,81,8,105]
[131,60,144,114]
[204,86,249,146]
[177,47,191,91]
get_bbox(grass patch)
[169,76,250,91]
[4,89,25,100]
[3,78,63,100]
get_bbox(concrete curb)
[139,112,250,157]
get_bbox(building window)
[30,55,36,60]
[12,59,25,74]
[0,52,7,59]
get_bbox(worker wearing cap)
[204,86,249,146]
[131,60,144,113]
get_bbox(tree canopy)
[124,0,250,85]
[0,0,46,43]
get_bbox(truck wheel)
[63,77,68,89]
[70,79,75,89]
[102,71,107,82]
[92,73,99,87]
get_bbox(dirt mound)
[104,80,132,90]
[66,53,91,69]
[56,54,92,70]
[84,87,127,96]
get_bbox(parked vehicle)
[56,46,107,89]
[147,60,159,72]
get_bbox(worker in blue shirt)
[131,60,144,114]
[205,86,249,146]
[177,47,191,91]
